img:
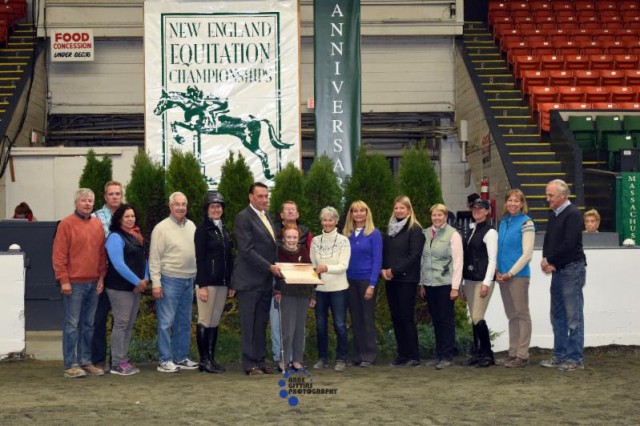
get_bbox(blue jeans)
[550,261,586,364]
[156,275,194,363]
[62,282,99,369]
[315,290,348,362]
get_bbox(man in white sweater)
[150,192,198,373]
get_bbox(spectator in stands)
[12,202,36,221]
[496,189,535,369]
[52,188,107,378]
[583,209,600,234]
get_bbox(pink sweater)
[52,213,107,284]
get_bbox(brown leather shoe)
[260,366,273,374]
[246,367,264,376]
[495,356,516,366]
[505,357,529,368]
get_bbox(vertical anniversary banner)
[621,172,640,242]
[144,1,301,186]
[314,1,361,183]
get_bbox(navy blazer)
[230,205,277,291]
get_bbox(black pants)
[425,285,456,361]
[347,279,377,363]
[386,281,419,361]
[237,290,271,371]
[91,290,111,365]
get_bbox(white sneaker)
[175,358,199,370]
[157,361,181,373]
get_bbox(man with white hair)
[52,188,107,378]
[150,192,198,373]
[540,179,587,372]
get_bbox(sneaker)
[334,360,346,372]
[64,366,87,378]
[359,361,373,368]
[435,360,453,370]
[423,359,439,367]
[81,364,105,376]
[313,359,329,369]
[495,356,516,366]
[157,361,181,373]
[505,357,529,368]
[404,359,421,367]
[540,358,564,368]
[389,357,406,367]
[175,358,199,370]
[111,361,139,376]
[558,361,584,371]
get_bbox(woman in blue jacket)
[496,189,535,368]
[344,200,383,367]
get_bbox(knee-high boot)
[208,327,224,373]
[476,320,495,368]
[197,324,215,373]
[462,323,480,366]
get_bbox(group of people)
[51,177,587,378]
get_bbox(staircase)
[0,22,37,134]
[460,22,584,227]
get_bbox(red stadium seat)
[549,70,575,86]
[552,1,573,12]
[583,86,610,103]
[565,55,590,70]
[575,1,596,12]
[529,1,552,13]
[596,1,618,12]
[624,70,640,86]
[577,41,603,56]
[529,41,555,57]
[538,103,565,133]
[574,70,600,86]
[557,86,584,103]
[589,55,614,70]
[592,103,619,109]
[529,86,558,120]
[553,40,580,56]
[600,70,626,86]
[605,41,629,56]
[617,103,640,110]
[564,103,593,111]
[540,55,565,70]
[609,86,638,103]
[613,55,639,70]
[514,55,541,78]
[521,70,549,95]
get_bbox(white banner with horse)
[144,1,301,186]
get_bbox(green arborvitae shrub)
[397,141,443,227]
[217,151,254,237]
[125,152,168,241]
[269,162,306,223]
[301,155,343,235]
[79,149,112,204]
[343,146,396,233]
[165,149,209,225]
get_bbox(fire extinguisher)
[480,177,489,200]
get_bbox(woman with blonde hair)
[496,189,535,368]
[583,209,600,233]
[343,200,383,367]
[381,196,425,367]
[419,203,463,370]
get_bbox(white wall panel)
[50,36,456,115]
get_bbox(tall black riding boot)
[476,320,495,368]
[197,324,215,373]
[461,323,480,366]
[208,327,225,373]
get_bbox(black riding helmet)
[202,191,225,221]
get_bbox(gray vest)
[421,224,456,287]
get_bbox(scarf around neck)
[387,217,408,237]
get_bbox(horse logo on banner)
[154,85,293,181]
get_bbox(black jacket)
[195,219,234,287]
[105,231,146,292]
[543,203,585,268]
[463,221,495,281]
[382,223,426,283]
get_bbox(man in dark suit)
[231,182,281,375]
